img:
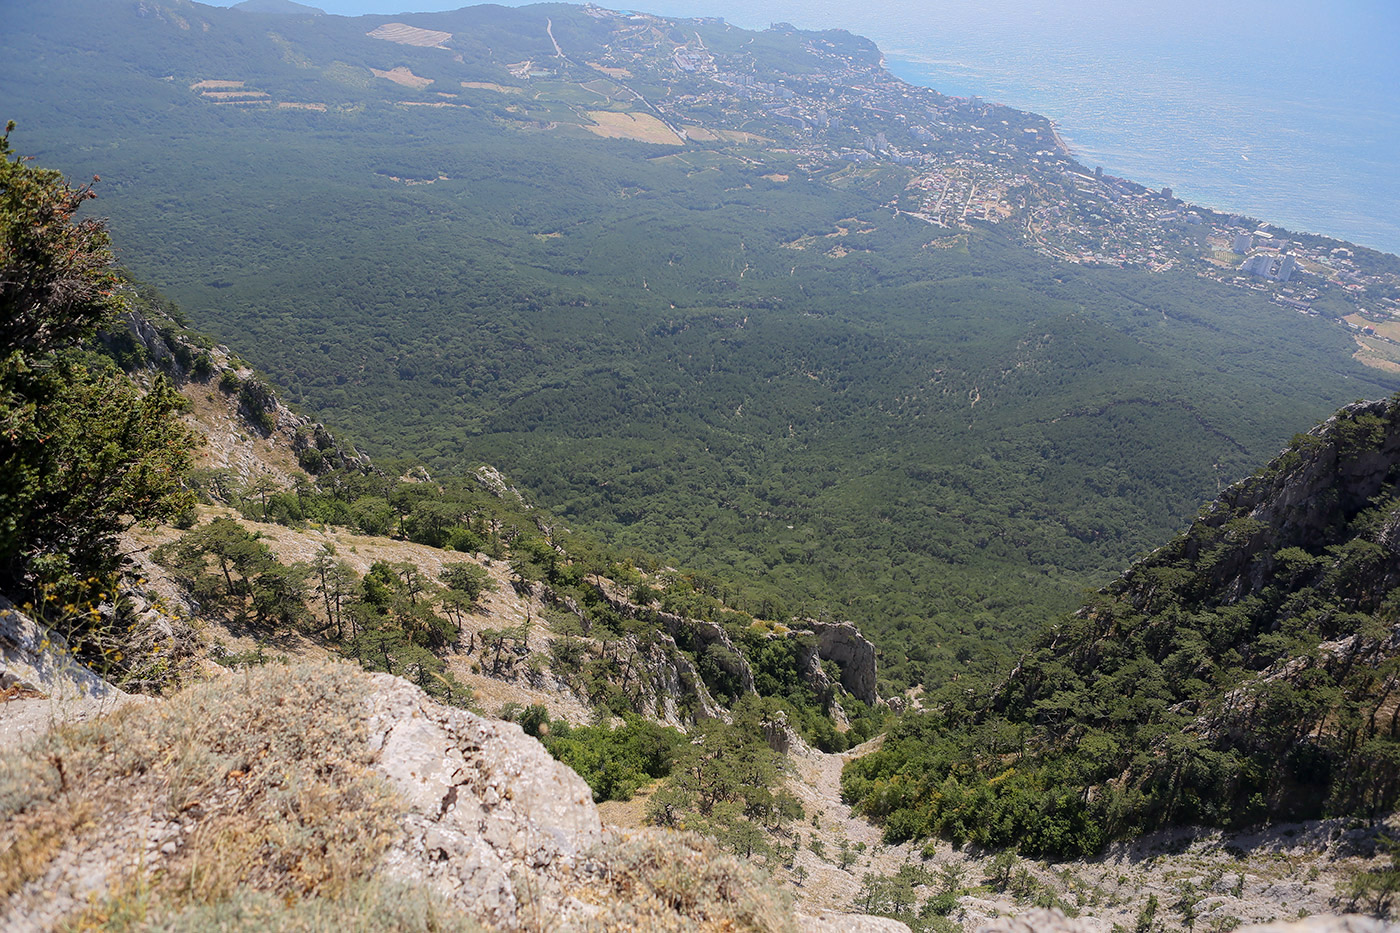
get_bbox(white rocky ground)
[774,729,1398,933]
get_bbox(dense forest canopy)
[4,0,1396,688]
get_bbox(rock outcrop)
[791,620,880,707]
[1,661,823,932]
[0,597,125,703]
[1121,397,1400,606]
[798,908,911,932]
[628,631,727,724]
[366,672,602,928]
[596,582,883,713]
[975,910,1394,933]
[112,306,371,481]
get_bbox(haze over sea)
[216,0,1400,257]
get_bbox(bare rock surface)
[975,910,1397,933]
[798,620,880,706]
[0,597,126,703]
[797,907,912,932]
[0,694,143,754]
[365,672,603,928]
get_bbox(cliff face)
[793,620,880,708]
[112,308,371,485]
[598,583,883,718]
[1120,398,1400,609]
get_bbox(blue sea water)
[223,0,1400,255]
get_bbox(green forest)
[843,401,1400,858]
[6,0,1393,690]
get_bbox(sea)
[256,0,1400,256]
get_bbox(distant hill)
[232,0,325,13]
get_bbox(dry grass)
[365,23,451,47]
[1352,336,1400,373]
[66,878,486,933]
[581,831,796,933]
[680,125,770,145]
[461,81,521,94]
[371,66,433,89]
[0,800,94,898]
[595,784,657,832]
[587,63,633,78]
[0,662,421,929]
[585,111,682,145]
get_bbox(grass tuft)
[1,661,411,928]
[583,830,797,932]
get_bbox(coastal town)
[561,6,1400,368]
[342,3,1400,370]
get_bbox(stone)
[0,596,126,703]
[798,907,912,932]
[365,673,602,928]
[974,909,1396,933]
[806,620,880,706]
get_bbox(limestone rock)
[0,596,125,703]
[630,630,727,724]
[976,908,1100,933]
[802,620,880,706]
[975,910,1395,933]
[798,907,912,932]
[1238,918,1398,933]
[1126,398,1400,604]
[365,672,603,928]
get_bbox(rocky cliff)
[0,659,801,932]
[791,620,880,707]
[1053,395,1400,825]
[1118,397,1400,609]
[597,582,882,716]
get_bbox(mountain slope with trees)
[843,398,1400,860]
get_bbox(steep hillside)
[3,136,1395,933]
[844,397,1400,869]
[1,661,800,932]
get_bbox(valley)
[6,0,1400,689]
[3,2,1400,930]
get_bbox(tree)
[250,560,310,630]
[0,124,196,599]
[0,122,117,356]
[244,473,280,522]
[311,545,356,638]
[161,518,274,601]
[441,562,493,602]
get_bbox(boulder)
[0,596,125,703]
